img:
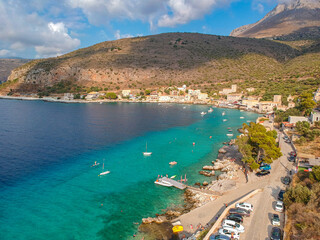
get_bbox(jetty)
[160,177,187,190]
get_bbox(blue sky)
[0,0,283,59]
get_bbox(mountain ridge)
[230,0,320,38]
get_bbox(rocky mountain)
[230,0,320,39]
[3,32,320,95]
[0,58,30,83]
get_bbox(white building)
[159,96,171,102]
[314,87,320,102]
[246,87,255,92]
[63,93,74,100]
[288,116,310,125]
[258,101,279,113]
[198,93,208,100]
[122,90,131,97]
[219,84,237,95]
[310,111,320,124]
[227,93,242,103]
[273,95,282,104]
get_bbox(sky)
[0,0,286,59]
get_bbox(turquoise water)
[0,101,258,240]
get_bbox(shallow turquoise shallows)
[0,100,258,240]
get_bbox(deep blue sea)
[0,100,258,240]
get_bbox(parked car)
[229,208,250,217]
[218,228,240,240]
[256,170,270,177]
[209,234,230,240]
[289,151,296,157]
[275,201,284,212]
[271,227,282,240]
[288,156,295,162]
[282,176,291,185]
[278,190,285,201]
[227,214,243,223]
[272,214,280,226]
[222,219,245,233]
[235,202,254,212]
[259,164,271,170]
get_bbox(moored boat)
[154,178,173,187]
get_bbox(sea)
[0,99,258,240]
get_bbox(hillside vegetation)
[3,32,320,95]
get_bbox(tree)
[145,89,151,95]
[298,92,316,114]
[236,122,282,170]
[106,92,117,99]
[284,184,312,206]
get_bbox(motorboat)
[222,112,226,116]
[240,116,245,119]
[223,119,227,122]
[154,178,173,187]
[201,112,207,116]
[226,134,234,137]
[208,108,213,113]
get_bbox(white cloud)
[253,3,265,13]
[0,1,80,58]
[67,0,235,29]
[114,30,134,40]
[0,49,11,57]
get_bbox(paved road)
[241,131,294,240]
[176,131,295,239]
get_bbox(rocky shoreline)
[137,142,245,239]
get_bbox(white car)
[236,202,254,212]
[222,219,245,233]
[275,201,284,212]
[218,228,240,240]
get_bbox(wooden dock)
[161,177,187,190]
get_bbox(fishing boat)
[223,119,227,122]
[226,133,234,137]
[99,162,110,176]
[154,178,173,187]
[222,111,225,116]
[208,108,213,113]
[240,116,245,119]
[143,142,152,156]
[169,161,177,166]
[200,111,207,116]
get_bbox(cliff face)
[230,0,320,38]
[0,59,30,83]
[5,32,320,94]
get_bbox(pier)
[161,177,187,190]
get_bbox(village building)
[310,111,320,124]
[246,87,255,92]
[198,93,208,100]
[314,87,320,102]
[288,116,310,126]
[219,84,237,95]
[63,93,74,100]
[273,95,282,104]
[297,153,320,168]
[85,92,100,100]
[287,95,295,102]
[121,90,131,97]
[258,101,278,113]
[242,99,259,109]
[159,96,171,102]
[227,93,242,102]
[288,101,295,109]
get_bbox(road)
[241,131,294,239]
[176,131,295,239]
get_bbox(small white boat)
[223,119,227,122]
[226,133,234,137]
[183,106,186,109]
[99,163,110,176]
[240,116,245,119]
[222,112,225,116]
[208,108,213,113]
[143,142,152,156]
[154,178,173,187]
[91,161,100,167]
[169,161,177,166]
[247,120,251,123]
[201,111,207,116]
